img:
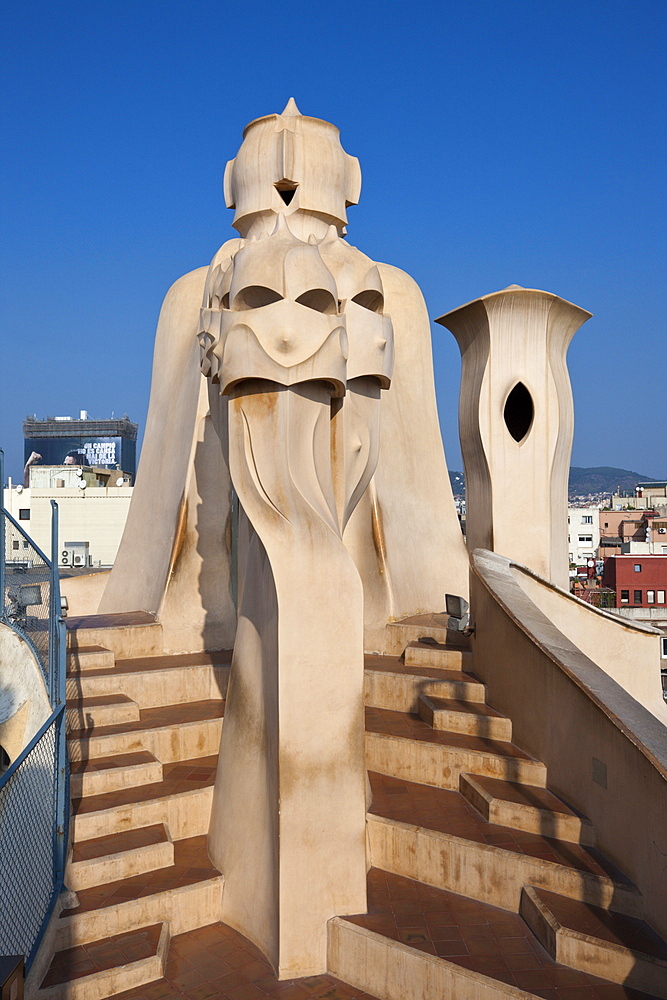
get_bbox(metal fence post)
[50,498,68,887]
[50,500,59,705]
[0,449,5,621]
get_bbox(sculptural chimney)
[438,286,591,589]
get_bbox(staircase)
[38,617,667,999]
[37,614,229,1000]
[331,635,667,1000]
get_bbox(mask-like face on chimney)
[198,216,393,397]
[199,215,347,395]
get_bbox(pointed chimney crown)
[281,97,302,117]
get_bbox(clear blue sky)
[1,0,665,483]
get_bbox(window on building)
[604,522,609,528]
[620,590,629,603]
[12,540,19,550]
[647,591,655,604]
[662,637,667,659]
[658,591,666,604]
[18,509,30,520]
[634,564,642,572]
[579,535,593,544]
[582,515,593,524]
[634,590,642,604]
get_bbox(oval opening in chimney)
[504,382,534,443]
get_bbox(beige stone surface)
[68,713,222,764]
[56,876,223,947]
[66,660,229,710]
[69,753,162,798]
[438,287,591,589]
[60,572,110,617]
[71,783,213,843]
[66,619,162,658]
[366,813,635,915]
[66,835,174,891]
[0,622,51,761]
[364,663,485,714]
[404,641,471,670]
[365,729,547,789]
[459,773,595,845]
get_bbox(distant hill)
[449,467,660,499]
[568,467,658,497]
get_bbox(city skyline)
[1,0,665,483]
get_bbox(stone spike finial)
[271,212,293,236]
[281,97,302,116]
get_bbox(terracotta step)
[381,613,471,656]
[365,654,487,713]
[521,886,667,998]
[460,774,595,846]
[69,750,163,798]
[71,757,217,842]
[329,868,647,1000]
[67,824,174,890]
[38,922,168,1000]
[66,694,139,733]
[365,707,546,788]
[66,612,162,659]
[418,695,512,740]
[404,638,473,671]
[57,837,223,948]
[367,771,641,917]
[67,699,224,763]
[66,644,115,673]
[67,650,231,709]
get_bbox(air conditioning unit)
[659,528,666,534]
[73,554,86,567]
[61,550,72,566]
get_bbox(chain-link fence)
[0,713,66,965]
[2,513,52,692]
[1,450,68,970]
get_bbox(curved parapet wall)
[0,622,51,762]
[511,563,666,725]
[470,548,667,942]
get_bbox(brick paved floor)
[113,921,380,1000]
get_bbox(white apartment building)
[3,477,132,568]
[568,506,600,565]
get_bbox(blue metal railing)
[0,448,68,969]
